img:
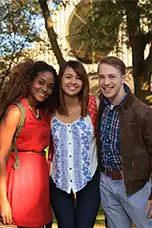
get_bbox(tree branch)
[144,42,152,86]
[4,36,29,78]
[145,30,152,44]
[38,0,65,67]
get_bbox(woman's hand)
[0,198,12,224]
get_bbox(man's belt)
[101,167,122,180]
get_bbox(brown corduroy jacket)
[97,89,152,198]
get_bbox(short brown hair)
[98,56,126,76]
[58,60,89,117]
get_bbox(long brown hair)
[58,60,89,117]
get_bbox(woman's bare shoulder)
[2,105,21,123]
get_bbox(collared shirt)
[51,115,98,193]
[99,86,129,171]
[99,103,122,171]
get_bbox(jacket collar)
[120,87,135,111]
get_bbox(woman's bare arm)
[0,106,20,224]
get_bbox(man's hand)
[146,200,152,219]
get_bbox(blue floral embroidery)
[59,125,68,189]
[52,119,68,189]
[72,123,82,189]
[78,119,91,183]
[51,116,93,193]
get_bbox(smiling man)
[97,56,152,228]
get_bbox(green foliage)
[52,0,69,8]
[0,0,42,79]
[77,0,123,60]
[0,0,41,55]
[79,1,123,55]
[136,0,152,33]
[79,0,152,58]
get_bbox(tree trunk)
[120,0,152,104]
[132,36,152,104]
[131,35,145,96]
[38,0,65,67]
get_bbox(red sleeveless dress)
[6,98,52,227]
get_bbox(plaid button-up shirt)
[99,100,122,171]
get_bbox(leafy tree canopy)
[74,0,152,103]
[0,0,41,80]
[78,0,152,61]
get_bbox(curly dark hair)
[0,59,59,117]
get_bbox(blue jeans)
[100,172,152,228]
[49,169,100,228]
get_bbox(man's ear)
[121,75,125,84]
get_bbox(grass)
[95,205,106,225]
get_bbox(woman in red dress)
[0,60,59,227]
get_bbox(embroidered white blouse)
[50,114,98,193]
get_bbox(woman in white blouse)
[49,60,100,228]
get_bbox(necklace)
[29,106,40,119]
[25,98,40,119]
